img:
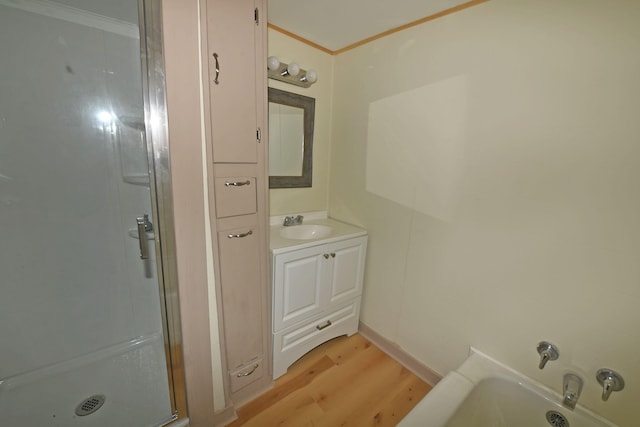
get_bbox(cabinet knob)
[227,230,253,239]
[213,52,220,85]
[316,320,332,331]
[323,253,329,259]
[224,180,251,187]
[330,252,336,258]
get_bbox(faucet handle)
[537,341,559,369]
[283,215,304,226]
[596,369,624,401]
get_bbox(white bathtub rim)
[399,347,618,427]
[463,347,617,426]
[397,371,474,427]
[462,347,563,405]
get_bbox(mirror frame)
[268,87,315,188]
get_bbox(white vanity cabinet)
[271,228,367,379]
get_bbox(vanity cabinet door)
[327,236,367,306]
[206,0,259,163]
[273,246,329,332]
[271,234,367,379]
[273,236,368,333]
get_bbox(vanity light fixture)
[267,56,317,88]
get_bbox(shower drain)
[546,410,569,427]
[75,395,106,416]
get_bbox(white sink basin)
[279,224,333,240]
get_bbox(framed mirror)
[268,87,315,188]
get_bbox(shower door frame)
[138,0,188,422]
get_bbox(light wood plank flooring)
[227,333,431,426]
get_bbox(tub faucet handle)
[537,341,559,370]
[596,369,624,401]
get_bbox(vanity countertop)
[270,217,367,254]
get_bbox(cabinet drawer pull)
[227,230,253,239]
[316,320,332,331]
[213,53,220,85]
[236,363,259,377]
[224,180,251,187]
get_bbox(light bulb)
[286,62,300,77]
[303,69,317,83]
[267,56,280,71]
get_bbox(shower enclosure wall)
[0,1,185,425]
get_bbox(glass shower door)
[0,2,174,426]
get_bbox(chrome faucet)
[596,369,624,401]
[562,373,583,410]
[537,341,559,369]
[283,215,303,226]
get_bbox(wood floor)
[226,333,431,427]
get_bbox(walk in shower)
[0,1,185,425]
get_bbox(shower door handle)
[136,214,152,259]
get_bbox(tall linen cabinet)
[199,0,272,415]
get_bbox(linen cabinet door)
[328,236,368,306]
[273,245,329,332]
[218,222,264,371]
[206,0,259,163]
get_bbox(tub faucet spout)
[563,373,583,410]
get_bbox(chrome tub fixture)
[537,341,559,369]
[596,369,624,401]
[562,373,583,410]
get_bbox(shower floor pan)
[0,333,173,427]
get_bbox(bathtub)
[399,348,618,427]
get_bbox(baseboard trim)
[212,405,236,427]
[214,377,275,426]
[358,322,442,387]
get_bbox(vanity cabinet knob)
[330,252,336,258]
[323,254,329,259]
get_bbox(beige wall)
[329,0,640,424]
[268,29,334,215]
